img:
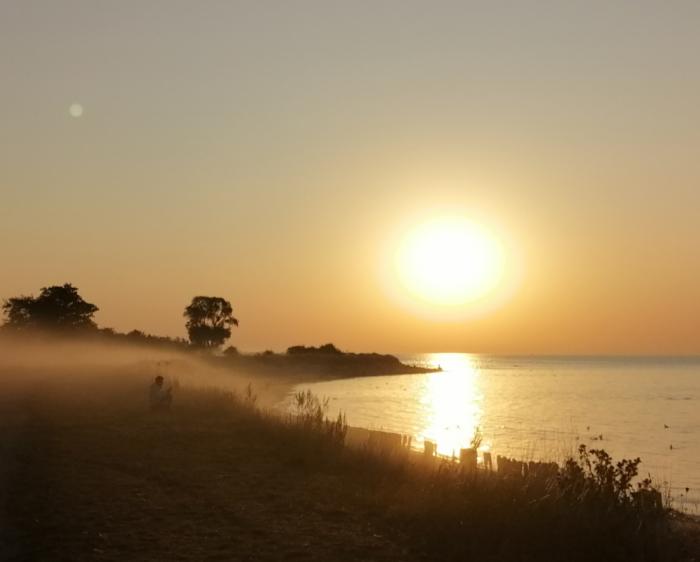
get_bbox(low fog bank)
[0,334,290,412]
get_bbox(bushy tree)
[184,296,238,348]
[287,343,342,355]
[223,345,239,357]
[1,283,98,331]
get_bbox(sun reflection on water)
[418,353,486,457]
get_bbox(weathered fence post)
[460,448,477,472]
[483,451,493,471]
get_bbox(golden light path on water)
[419,353,486,457]
[285,352,491,459]
[285,354,700,505]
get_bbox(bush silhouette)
[2,283,98,331]
[184,296,238,348]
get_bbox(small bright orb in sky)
[395,218,505,306]
[68,103,84,118]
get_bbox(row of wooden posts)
[425,439,558,476]
[355,429,665,510]
[354,428,558,476]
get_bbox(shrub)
[291,389,347,447]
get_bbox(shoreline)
[3,374,698,561]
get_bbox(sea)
[280,354,700,509]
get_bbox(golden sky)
[2,2,700,354]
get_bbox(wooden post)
[460,448,477,472]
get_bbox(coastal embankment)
[1,339,698,561]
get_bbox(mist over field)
[0,335,283,417]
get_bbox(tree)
[223,345,239,357]
[1,283,99,331]
[183,296,238,348]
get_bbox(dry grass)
[2,368,698,561]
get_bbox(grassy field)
[1,355,699,561]
[2,369,415,561]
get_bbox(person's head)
[155,375,164,386]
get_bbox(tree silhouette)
[2,283,99,331]
[184,296,238,348]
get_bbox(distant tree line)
[286,343,342,355]
[2,284,98,331]
[1,283,239,350]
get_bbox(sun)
[395,218,505,306]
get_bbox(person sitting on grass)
[149,375,172,412]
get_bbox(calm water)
[282,354,700,508]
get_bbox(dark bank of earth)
[214,344,440,380]
[2,368,699,562]
[2,381,417,562]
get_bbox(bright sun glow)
[395,218,505,306]
[420,353,485,457]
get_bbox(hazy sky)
[2,1,700,354]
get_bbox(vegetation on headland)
[217,344,439,378]
[3,367,697,562]
[0,283,436,378]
